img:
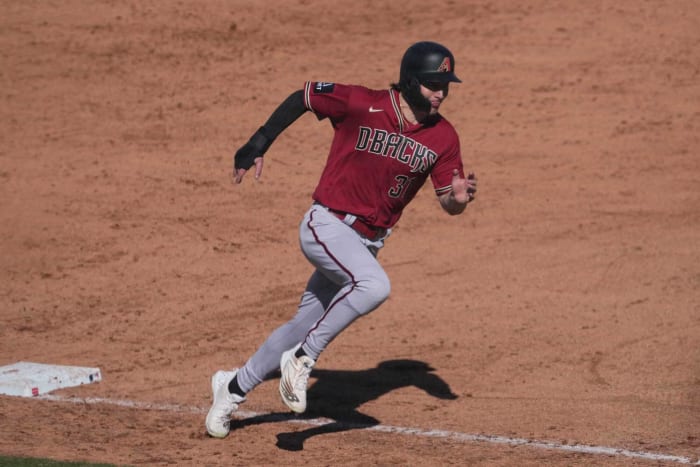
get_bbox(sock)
[295,346,307,359]
[228,375,245,397]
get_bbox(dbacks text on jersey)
[355,126,437,174]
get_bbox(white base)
[0,361,102,397]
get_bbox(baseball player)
[206,41,477,438]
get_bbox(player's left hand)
[450,169,477,204]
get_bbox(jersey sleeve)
[430,128,464,196]
[303,82,353,120]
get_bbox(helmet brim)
[417,71,462,84]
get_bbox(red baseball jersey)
[303,81,464,229]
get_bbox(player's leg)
[234,270,340,393]
[238,199,389,391]
[297,205,391,360]
[206,267,339,437]
[207,206,345,436]
[279,205,390,412]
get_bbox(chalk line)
[39,394,699,465]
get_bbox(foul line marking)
[39,394,699,465]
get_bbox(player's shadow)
[228,359,458,451]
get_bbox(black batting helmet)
[399,41,462,87]
[396,41,461,116]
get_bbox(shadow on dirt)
[227,359,458,451]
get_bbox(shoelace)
[293,358,313,391]
[216,374,243,414]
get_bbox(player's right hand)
[231,157,264,184]
[232,127,272,184]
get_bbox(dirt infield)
[1,1,699,465]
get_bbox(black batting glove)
[234,127,273,170]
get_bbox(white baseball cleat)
[205,369,246,438]
[279,344,315,413]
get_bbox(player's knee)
[356,273,391,312]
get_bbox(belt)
[317,204,387,241]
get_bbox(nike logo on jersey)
[314,82,335,93]
[369,106,383,113]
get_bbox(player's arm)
[233,90,308,184]
[438,169,477,215]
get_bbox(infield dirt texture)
[1,1,699,465]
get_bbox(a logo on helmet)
[436,57,452,72]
